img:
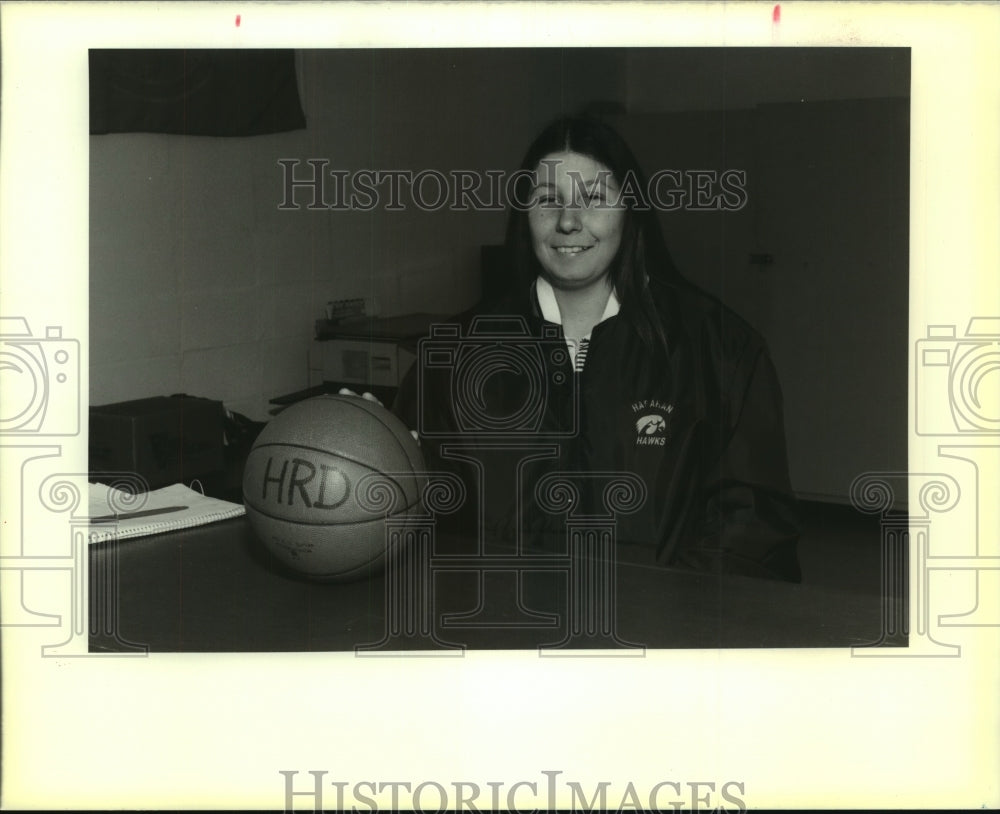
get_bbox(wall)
[89,48,627,420]
[625,47,910,112]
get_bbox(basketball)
[242,395,426,581]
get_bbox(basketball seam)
[270,396,419,475]
[247,440,411,500]
[339,395,421,472]
[243,499,423,526]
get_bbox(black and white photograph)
[86,46,909,653]
[1,3,997,811]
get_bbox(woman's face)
[527,150,625,292]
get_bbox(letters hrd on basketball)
[258,452,351,512]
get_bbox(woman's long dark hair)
[504,115,682,356]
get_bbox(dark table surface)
[89,516,904,654]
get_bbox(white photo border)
[1,1,998,809]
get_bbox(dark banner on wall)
[89,49,306,136]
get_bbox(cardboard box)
[89,395,225,490]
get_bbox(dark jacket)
[393,274,801,582]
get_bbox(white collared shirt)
[534,277,620,371]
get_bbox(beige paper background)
[1,1,998,809]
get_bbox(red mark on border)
[772,4,781,23]
[235,14,241,27]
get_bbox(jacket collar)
[483,270,686,356]
[532,276,621,330]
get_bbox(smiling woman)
[528,152,625,289]
[505,116,680,360]
[526,151,625,343]
[393,114,802,583]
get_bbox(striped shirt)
[573,338,590,372]
[534,277,620,372]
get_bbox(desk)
[89,517,904,653]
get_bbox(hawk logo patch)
[636,414,667,436]
[631,400,674,446]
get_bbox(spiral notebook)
[87,482,245,544]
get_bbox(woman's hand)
[338,387,420,445]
